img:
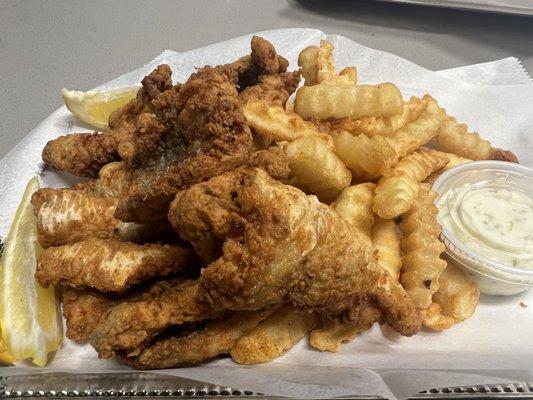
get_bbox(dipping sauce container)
[432,161,533,295]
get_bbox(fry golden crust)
[400,183,447,309]
[373,149,449,219]
[331,183,376,237]
[37,238,196,292]
[372,217,402,282]
[284,136,352,201]
[309,320,359,353]
[243,100,334,148]
[295,83,403,120]
[333,113,441,179]
[433,261,479,323]
[230,306,317,364]
[329,96,426,137]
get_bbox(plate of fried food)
[0,29,532,398]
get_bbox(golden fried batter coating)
[128,307,278,369]
[62,289,120,341]
[114,67,253,223]
[169,168,421,334]
[90,279,213,358]
[239,71,301,107]
[42,65,174,177]
[31,188,161,247]
[37,238,196,292]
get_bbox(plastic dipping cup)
[432,160,533,296]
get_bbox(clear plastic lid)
[432,161,533,283]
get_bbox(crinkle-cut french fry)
[387,114,443,159]
[331,183,376,237]
[298,45,320,86]
[433,260,479,323]
[243,100,334,149]
[336,66,357,85]
[373,174,419,220]
[425,151,472,185]
[400,183,447,309]
[295,82,403,120]
[372,217,402,281]
[316,40,336,84]
[373,149,449,219]
[330,96,426,137]
[386,148,450,180]
[298,40,356,87]
[423,95,492,160]
[309,320,359,352]
[422,302,454,331]
[333,113,441,179]
[285,135,352,201]
[230,305,317,364]
[298,40,335,86]
[438,118,492,160]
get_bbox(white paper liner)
[0,29,532,399]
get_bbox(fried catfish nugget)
[169,168,421,334]
[42,65,174,177]
[73,161,136,198]
[239,71,300,107]
[37,238,197,292]
[221,35,290,90]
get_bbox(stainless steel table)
[1,0,532,159]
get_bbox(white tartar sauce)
[438,180,533,269]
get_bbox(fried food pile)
[34,37,514,368]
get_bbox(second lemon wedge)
[62,86,139,130]
[0,177,62,367]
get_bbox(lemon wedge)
[62,87,139,130]
[0,333,14,365]
[0,177,62,367]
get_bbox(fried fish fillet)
[113,66,254,223]
[171,168,421,329]
[90,279,212,358]
[127,306,278,369]
[37,238,197,292]
[62,289,120,341]
[42,65,175,177]
[31,188,165,247]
